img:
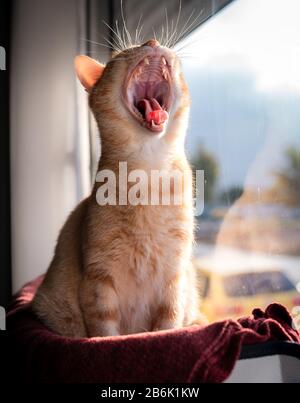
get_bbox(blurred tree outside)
[191,147,219,203]
[220,185,244,206]
[271,147,300,206]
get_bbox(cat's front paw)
[152,319,183,332]
[188,312,209,327]
[87,321,120,337]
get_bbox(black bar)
[240,341,300,360]
[0,0,12,308]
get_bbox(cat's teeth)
[151,120,155,127]
[162,69,168,80]
[135,67,142,77]
[144,57,149,65]
[161,57,166,65]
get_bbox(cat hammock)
[7,276,299,383]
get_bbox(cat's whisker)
[170,1,189,48]
[136,21,144,46]
[102,20,125,52]
[82,38,117,52]
[176,55,199,60]
[163,7,169,47]
[139,32,145,45]
[152,27,158,43]
[175,35,204,54]
[159,25,165,46]
[115,20,126,51]
[121,0,133,48]
[173,9,204,47]
[168,18,175,47]
[85,51,108,57]
[172,10,195,47]
[103,36,123,53]
[86,2,204,56]
[85,26,123,53]
[121,26,126,48]
[135,13,143,45]
[166,0,182,48]
[104,36,122,53]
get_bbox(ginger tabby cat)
[32,39,205,338]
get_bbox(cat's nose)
[142,39,160,48]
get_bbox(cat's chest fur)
[88,203,192,334]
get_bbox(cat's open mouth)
[124,54,172,133]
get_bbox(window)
[223,272,296,298]
[197,272,210,299]
[179,0,300,322]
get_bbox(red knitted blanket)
[7,276,300,383]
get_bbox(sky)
[177,0,300,191]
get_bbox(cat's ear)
[75,55,105,92]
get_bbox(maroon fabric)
[7,276,300,383]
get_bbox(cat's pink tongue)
[138,98,169,126]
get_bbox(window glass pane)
[180,0,300,323]
[223,272,296,298]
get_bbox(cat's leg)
[32,259,88,338]
[79,270,121,337]
[152,275,185,331]
[183,263,208,327]
[32,287,87,338]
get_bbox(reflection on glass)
[223,272,295,297]
[178,0,300,323]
